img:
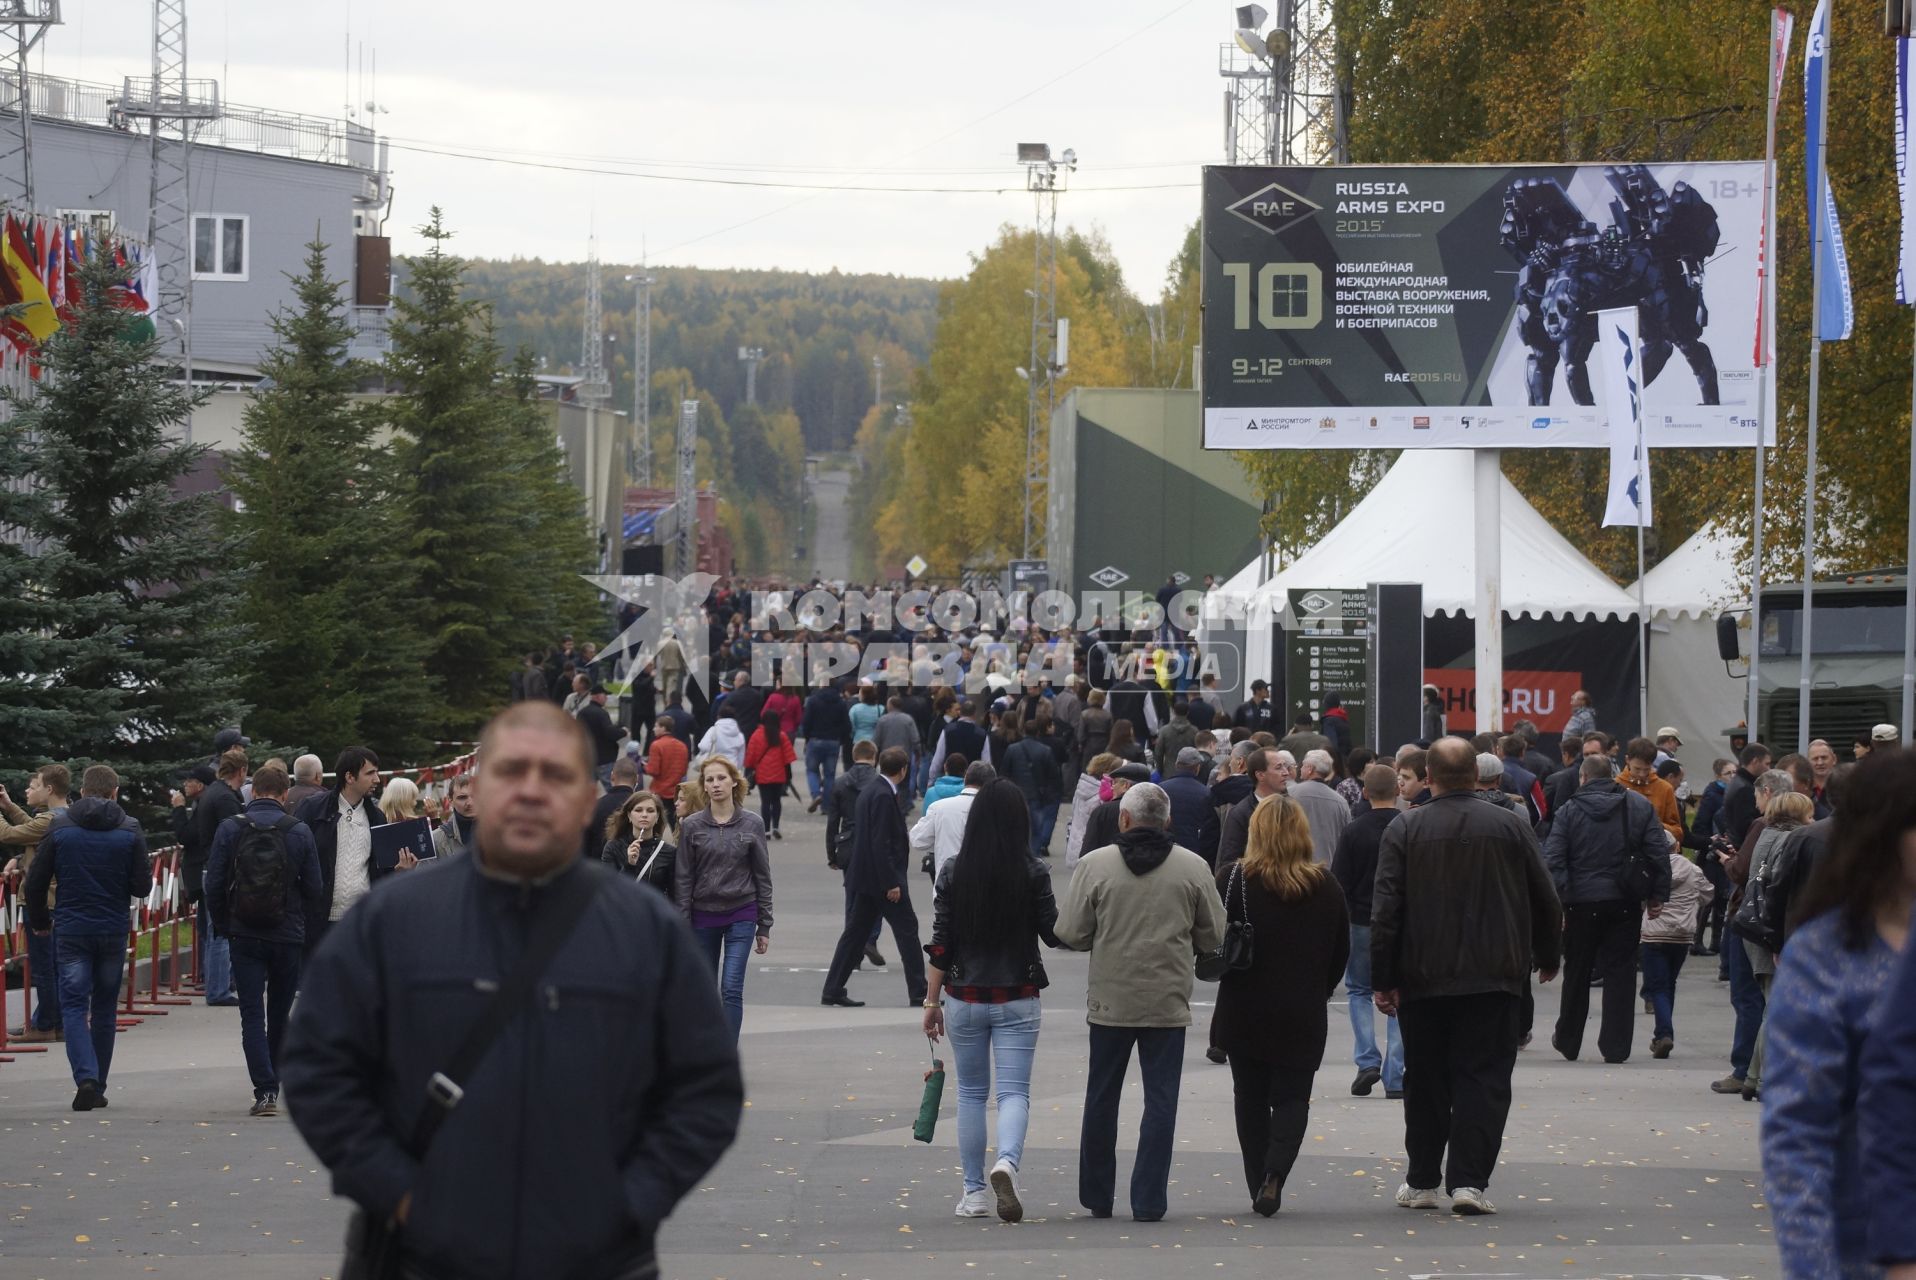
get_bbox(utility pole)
[121,0,219,442]
[871,353,883,409]
[738,345,765,407]
[675,399,699,577]
[1018,143,1074,562]
[0,2,61,210]
[623,268,654,487]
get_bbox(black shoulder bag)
[340,867,601,1280]
[1196,862,1255,982]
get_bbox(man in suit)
[819,747,927,1009]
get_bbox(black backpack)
[228,813,297,929]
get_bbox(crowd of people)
[5,573,1916,1279]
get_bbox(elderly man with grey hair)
[1291,748,1351,864]
[285,754,326,813]
[1056,782,1226,1222]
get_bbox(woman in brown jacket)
[1211,795,1351,1216]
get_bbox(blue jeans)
[56,931,124,1088]
[693,918,756,1042]
[1345,924,1403,1090]
[1081,1024,1184,1220]
[1028,800,1060,858]
[1639,941,1688,1042]
[26,927,62,1030]
[199,898,233,1003]
[945,997,1041,1193]
[805,739,840,802]
[229,936,303,1093]
[914,751,933,798]
[1724,924,1765,1077]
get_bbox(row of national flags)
[0,211,153,374]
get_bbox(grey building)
[16,70,392,377]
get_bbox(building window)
[192,215,248,281]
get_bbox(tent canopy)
[1212,450,1638,621]
[1631,523,1747,620]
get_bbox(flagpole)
[1636,417,1650,737]
[1800,9,1831,759]
[1752,9,1788,740]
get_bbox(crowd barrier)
[0,747,481,1067]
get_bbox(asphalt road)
[808,465,852,584]
[1,796,1774,1280]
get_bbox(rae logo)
[1412,416,1430,429]
[1089,565,1129,589]
[1298,592,1334,615]
[1224,181,1324,236]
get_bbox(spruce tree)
[227,238,440,765]
[501,346,605,654]
[386,210,526,736]
[5,251,252,796]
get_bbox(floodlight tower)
[1220,1,1345,165]
[623,268,655,486]
[738,345,765,406]
[120,0,220,430]
[0,2,61,210]
[578,242,611,408]
[1017,142,1073,562]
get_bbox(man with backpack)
[204,765,326,1117]
[1541,753,1671,1065]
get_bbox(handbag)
[1196,862,1255,982]
[339,867,602,1280]
[912,1036,946,1144]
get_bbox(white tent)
[1205,451,1640,697]
[1631,523,1750,775]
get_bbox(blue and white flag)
[1598,307,1651,529]
[1898,36,1916,303]
[1806,0,1854,339]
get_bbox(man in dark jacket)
[1722,741,1772,847]
[578,685,625,784]
[284,701,742,1280]
[24,765,152,1112]
[1371,738,1562,1214]
[1232,680,1279,736]
[294,746,392,952]
[1160,748,1215,862]
[194,750,248,1005]
[802,677,854,811]
[1004,726,1065,857]
[1331,764,1404,1098]
[1541,754,1671,1065]
[820,748,927,1008]
[1217,749,1292,866]
[931,699,988,780]
[204,765,327,1116]
[825,741,887,968]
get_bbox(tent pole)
[1474,449,1503,736]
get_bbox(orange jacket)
[645,734,689,800]
[1619,771,1683,843]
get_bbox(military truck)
[1721,571,1907,750]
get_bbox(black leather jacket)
[927,855,1061,990]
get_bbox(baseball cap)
[1873,723,1900,743]
[1110,763,1153,783]
[186,764,217,786]
[1476,752,1504,782]
[213,727,249,753]
[1654,726,1683,744]
[1175,747,1205,770]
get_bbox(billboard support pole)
[1473,449,1503,736]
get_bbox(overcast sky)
[39,0,1241,287]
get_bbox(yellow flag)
[2,215,58,342]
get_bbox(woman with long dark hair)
[1107,717,1145,765]
[1211,795,1349,1217]
[602,789,675,895]
[1761,747,1916,1278]
[922,779,1060,1223]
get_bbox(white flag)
[1598,306,1651,528]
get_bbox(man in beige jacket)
[1056,782,1225,1222]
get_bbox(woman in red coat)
[763,685,803,741]
[744,718,799,839]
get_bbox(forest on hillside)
[460,260,942,453]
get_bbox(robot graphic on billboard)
[1500,164,1722,408]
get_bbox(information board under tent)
[1201,162,1769,450]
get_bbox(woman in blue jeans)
[923,780,1061,1223]
[674,757,773,1042]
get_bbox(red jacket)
[763,690,803,739]
[645,734,689,800]
[744,727,797,786]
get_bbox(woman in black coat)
[1211,794,1350,1217]
[602,790,676,896]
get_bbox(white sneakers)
[989,1158,1024,1223]
[1395,1182,1440,1210]
[954,1189,991,1217]
[1395,1182,1497,1214]
[1450,1186,1496,1215]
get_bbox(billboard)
[1201,162,1768,450]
